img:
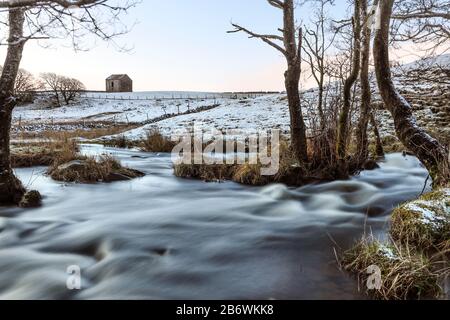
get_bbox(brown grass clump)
[232,163,270,186]
[341,237,443,300]
[140,129,176,153]
[175,161,277,186]
[174,140,323,186]
[48,154,144,183]
[11,146,56,168]
[380,135,406,153]
[11,138,80,168]
[391,188,450,251]
[174,163,235,182]
[14,124,136,141]
[102,135,137,149]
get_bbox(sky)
[0,0,346,92]
[0,0,437,92]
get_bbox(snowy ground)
[120,94,292,140]
[14,94,223,125]
[11,55,450,144]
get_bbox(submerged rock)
[56,160,87,172]
[107,169,145,182]
[363,159,380,171]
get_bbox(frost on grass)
[342,238,442,300]
[343,188,449,300]
[391,188,450,250]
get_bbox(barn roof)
[106,74,131,81]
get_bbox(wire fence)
[79,91,280,102]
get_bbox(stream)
[0,145,430,299]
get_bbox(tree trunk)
[285,66,309,163]
[283,1,309,163]
[374,0,448,183]
[318,84,325,128]
[337,0,362,159]
[355,0,372,162]
[370,112,385,158]
[0,8,27,205]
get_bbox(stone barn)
[106,74,133,92]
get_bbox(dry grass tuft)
[14,124,136,141]
[232,163,269,186]
[380,135,406,153]
[174,163,235,182]
[140,129,176,153]
[102,135,137,149]
[12,138,81,168]
[174,140,324,186]
[48,154,144,183]
[341,237,443,300]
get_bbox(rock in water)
[363,159,380,171]
[19,190,42,208]
[106,169,145,182]
[56,160,88,172]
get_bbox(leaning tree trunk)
[355,0,372,163]
[337,0,362,159]
[0,8,27,205]
[374,0,448,183]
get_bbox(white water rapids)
[0,145,430,299]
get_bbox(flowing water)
[0,145,430,299]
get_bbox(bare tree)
[60,77,85,105]
[374,0,448,184]
[336,0,362,159]
[0,8,27,205]
[42,73,85,106]
[41,72,63,106]
[228,0,309,163]
[0,66,43,102]
[302,0,336,128]
[355,0,373,162]
[392,0,450,53]
[0,1,137,205]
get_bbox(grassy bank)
[342,187,450,300]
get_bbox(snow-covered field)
[13,95,222,124]
[120,94,291,140]
[11,55,450,144]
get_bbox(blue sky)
[2,0,349,92]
